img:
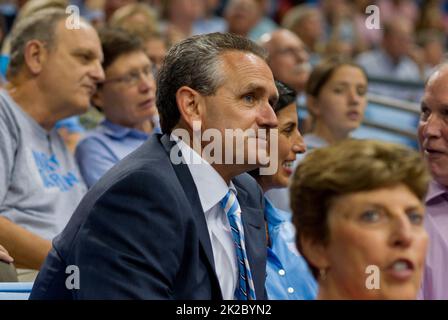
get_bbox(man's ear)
[300,233,330,271]
[176,86,204,131]
[23,40,47,75]
[306,94,320,117]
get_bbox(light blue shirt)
[75,120,150,188]
[265,198,317,300]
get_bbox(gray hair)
[7,8,73,79]
[156,32,267,134]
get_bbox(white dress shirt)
[172,134,238,300]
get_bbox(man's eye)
[243,94,255,104]
[357,87,367,96]
[333,87,344,94]
[79,55,90,63]
[408,211,423,225]
[420,107,431,120]
[359,210,381,223]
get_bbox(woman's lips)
[347,111,361,121]
[282,161,294,176]
[384,259,415,282]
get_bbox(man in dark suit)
[30,32,279,299]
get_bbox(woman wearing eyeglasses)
[75,28,158,188]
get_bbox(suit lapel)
[160,135,221,296]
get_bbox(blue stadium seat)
[0,282,33,300]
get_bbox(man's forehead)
[220,51,274,81]
[54,18,98,42]
[54,19,102,56]
[220,51,267,71]
[274,30,300,44]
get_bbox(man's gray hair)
[7,9,72,79]
[156,32,267,134]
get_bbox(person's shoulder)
[356,49,379,63]
[75,127,110,154]
[0,90,15,119]
[233,172,259,191]
[88,134,174,189]
[233,173,264,206]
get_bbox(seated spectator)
[224,0,276,41]
[31,32,276,300]
[301,58,367,149]
[108,4,167,73]
[320,0,361,57]
[266,58,368,212]
[1,0,87,154]
[377,0,418,25]
[416,30,447,79]
[193,0,227,35]
[291,139,430,299]
[250,81,317,300]
[104,0,136,23]
[418,63,448,299]
[356,18,422,101]
[75,28,157,188]
[161,0,205,45]
[108,2,160,36]
[260,29,310,95]
[142,33,167,73]
[0,9,103,280]
[259,29,312,133]
[248,0,278,41]
[281,4,324,66]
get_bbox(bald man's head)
[260,29,310,93]
[418,63,448,186]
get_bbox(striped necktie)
[220,189,256,300]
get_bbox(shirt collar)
[426,180,448,204]
[264,197,291,227]
[171,133,236,213]
[101,119,149,140]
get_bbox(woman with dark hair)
[250,80,317,300]
[266,57,368,212]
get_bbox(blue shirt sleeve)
[75,137,117,188]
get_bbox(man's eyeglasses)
[101,65,156,87]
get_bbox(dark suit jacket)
[30,134,267,299]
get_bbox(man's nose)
[423,113,443,138]
[91,60,105,83]
[259,102,278,129]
